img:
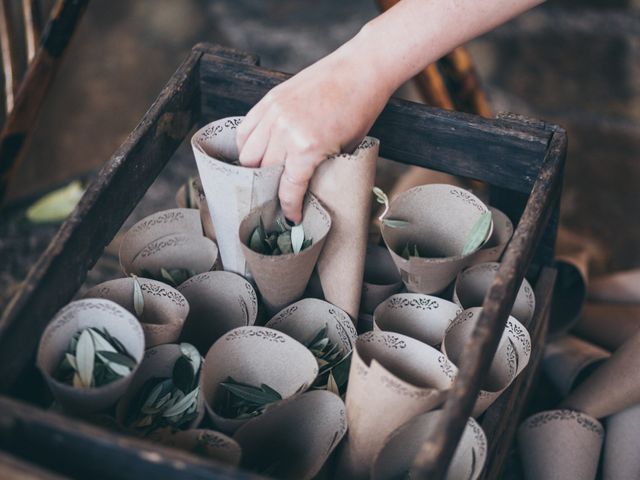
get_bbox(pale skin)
[237,0,546,223]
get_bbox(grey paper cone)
[177,271,258,354]
[36,299,145,414]
[589,269,640,304]
[200,326,318,434]
[573,303,640,351]
[192,117,282,275]
[360,244,403,315]
[83,278,189,348]
[239,195,331,315]
[603,403,640,480]
[467,207,513,265]
[152,428,241,467]
[234,390,347,480]
[310,137,379,320]
[373,293,461,347]
[517,410,603,480]
[381,185,492,295]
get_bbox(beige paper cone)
[542,335,610,397]
[239,195,331,315]
[589,269,640,304]
[467,207,513,265]
[357,313,374,334]
[83,278,189,348]
[372,410,487,480]
[573,303,640,351]
[177,271,258,354]
[116,343,205,432]
[373,293,461,347]
[562,328,640,418]
[452,262,536,324]
[151,428,241,467]
[381,185,492,295]
[36,299,145,414]
[388,167,466,201]
[517,410,604,480]
[192,117,282,275]
[337,331,457,479]
[603,403,640,480]
[360,244,403,315]
[234,390,347,479]
[175,177,217,243]
[310,137,379,320]
[200,326,318,434]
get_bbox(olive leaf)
[249,216,312,256]
[305,325,350,392]
[461,211,492,256]
[381,218,411,229]
[215,377,282,419]
[291,224,305,254]
[76,329,95,388]
[326,372,340,396]
[26,180,85,224]
[132,275,144,317]
[401,243,421,260]
[277,231,293,254]
[374,186,410,229]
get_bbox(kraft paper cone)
[310,137,379,320]
[589,269,640,304]
[116,343,205,432]
[603,403,640,480]
[562,328,640,418]
[373,293,461,347]
[517,410,604,480]
[234,390,347,479]
[192,117,282,275]
[357,313,374,334]
[152,428,241,467]
[83,278,189,348]
[239,195,331,315]
[542,335,610,397]
[360,244,403,315]
[381,185,492,295]
[337,331,457,479]
[573,303,640,351]
[175,177,217,243]
[36,299,145,414]
[467,207,513,265]
[177,271,258,354]
[452,262,536,324]
[388,167,466,201]
[443,308,531,416]
[200,326,318,434]
[372,410,487,480]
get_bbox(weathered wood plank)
[0,449,68,479]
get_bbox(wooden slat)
[0,0,15,114]
[0,450,68,479]
[22,0,44,62]
[199,56,551,193]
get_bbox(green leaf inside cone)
[462,211,493,256]
[248,216,312,256]
[304,324,350,394]
[214,377,283,419]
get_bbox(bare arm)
[237,0,545,223]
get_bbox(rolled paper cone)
[36,299,145,414]
[467,207,513,265]
[517,409,604,480]
[371,410,487,480]
[542,335,610,397]
[357,313,374,334]
[234,390,347,479]
[192,117,282,275]
[603,403,640,480]
[83,278,189,348]
[573,303,640,351]
[193,177,217,244]
[119,208,204,274]
[550,253,589,336]
[265,298,357,354]
[200,326,318,435]
[589,269,640,304]
[452,262,536,324]
[388,166,466,202]
[373,293,461,347]
[239,195,332,315]
[177,271,258,354]
[116,344,205,432]
[360,244,403,315]
[310,137,379,320]
[443,307,531,416]
[381,184,493,295]
[562,328,640,418]
[337,331,457,479]
[151,428,241,467]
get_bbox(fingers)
[279,153,318,224]
[238,110,275,168]
[236,92,272,154]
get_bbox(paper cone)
[452,262,536,324]
[551,254,589,336]
[336,331,457,479]
[360,244,403,315]
[562,328,640,418]
[603,403,640,480]
[177,271,258,354]
[542,335,610,397]
[373,293,461,347]
[239,195,331,315]
[36,299,145,414]
[234,390,347,479]
[573,303,640,351]
[388,167,466,201]
[372,410,487,480]
[310,137,379,320]
[381,185,492,295]
[116,343,205,432]
[192,117,282,275]
[200,326,318,434]
[467,207,513,265]
[357,313,374,334]
[175,177,217,243]
[589,269,640,304]
[517,409,603,480]
[151,428,241,467]
[83,278,189,348]
[443,308,531,416]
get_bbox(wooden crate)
[0,43,565,479]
